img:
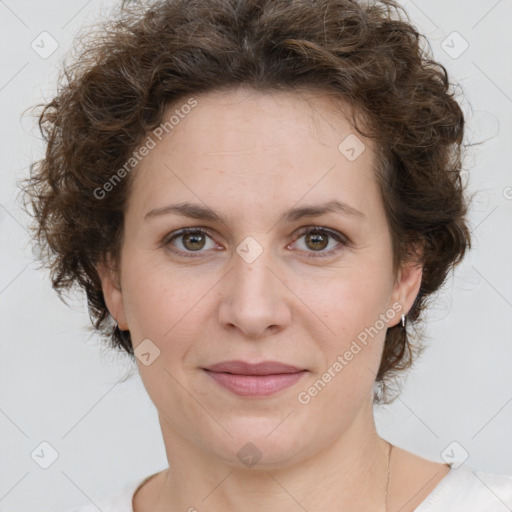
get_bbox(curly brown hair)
[24,0,471,403]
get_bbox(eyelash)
[162,226,348,258]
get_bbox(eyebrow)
[144,200,366,224]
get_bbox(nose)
[217,244,292,340]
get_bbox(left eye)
[163,226,346,257]
[291,227,346,257]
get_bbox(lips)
[203,360,307,397]
[204,360,304,375]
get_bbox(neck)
[148,405,391,512]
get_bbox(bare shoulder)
[387,445,452,512]
[132,469,167,512]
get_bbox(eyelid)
[161,226,220,255]
[162,225,348,258]
[290,226,348,258]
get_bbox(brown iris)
[305,231,329,251]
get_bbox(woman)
[24,0,512,510]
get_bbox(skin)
[99,87,450,512]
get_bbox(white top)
[67,463,512,512]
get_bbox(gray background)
[1,0,511,510]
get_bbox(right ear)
[97,255,129,330]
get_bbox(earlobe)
[97,256,129,330]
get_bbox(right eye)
[163,227,221,257]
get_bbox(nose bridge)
[231,240,278,308]
[218,237,290,337]
[234,246,273,297]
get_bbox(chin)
[199,418,312,470]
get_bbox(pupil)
[307,232,327,250]
[184,233,205,250]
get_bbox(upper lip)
[204,360,305,375]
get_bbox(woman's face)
[101,87,421,468]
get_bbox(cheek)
[306,267,392,382]
[303,276,389,403]
[312,266,391,331]
[120,255,213,345]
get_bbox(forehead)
[157,87,367,157]
[126,87,379,222]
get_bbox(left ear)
[389,244,423,326]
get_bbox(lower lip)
[204,370,307,397]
